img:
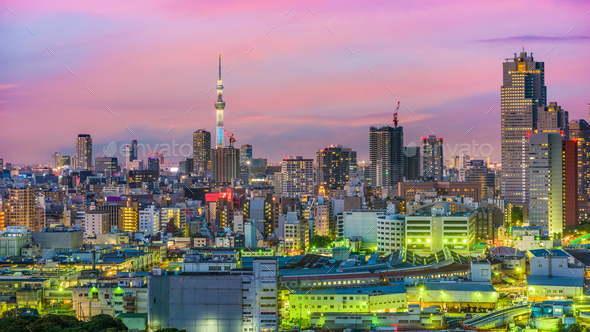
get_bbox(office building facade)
[193,129,211,174]
[501,51,546,206]
[368,126,404,187]
[75,134,93,171]
[316,144,354,190]
[420,135,443,182]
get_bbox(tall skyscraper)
[563,140,579,228]
[538,102,569,138]
[420,135,443,181]
[569,119,590,195]
[215,53,225,148]
[281,157,314,197]
[75,134,93,171]
[52,151,61,169]
[529,132,562,235]
[210,148,240,183]
[315,144,353,190]
[193,129,211,174]
[501,51,546,206]
[240,144,253,166]
[130,139,138,162]
[368,126,404,187]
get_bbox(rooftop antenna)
[393,101,400,128]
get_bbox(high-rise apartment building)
[210,147,240,183]
[316,144,354,190]
[4,188,40,232]
[528,132,562,235]
[240,144,253,166]
[193,129,211,174]
[420,135,443,181]
[52,151,61,169]
[563,140,579,228]
[75,134,92,171]
[570,119,590,195]
[368,126,404,186]
[281,157,314,197]
[501,51,546,206]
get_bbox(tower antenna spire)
[219,53,222,79]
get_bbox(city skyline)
[1,0,590,165]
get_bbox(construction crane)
[393,101,400,128]
[222,128,236,147]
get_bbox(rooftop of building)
[527,249,570,258]
[526,276,584,287]
[279,248,473,278]
[303,284,406,295]
[411,282,496,292]
[115,313,147,319]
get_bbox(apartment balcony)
[123,305,136,310]
[123,296,136,301]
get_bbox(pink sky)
[1,0,589,165]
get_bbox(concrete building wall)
[149,275,243,332]
[32,230,84,251]
[342,210,386,249]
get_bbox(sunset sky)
[1,0,589,165]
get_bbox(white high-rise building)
[341,209,386,248]
[377,214,406,253]
[528,132,563,235]
[139,205,160,236]
[84,210,109,238]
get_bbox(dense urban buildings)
[2,42,590,332]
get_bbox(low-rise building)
[0,226,32,256]
[72,283,148,320]
[33,224,84,251]
[284,285,407,327]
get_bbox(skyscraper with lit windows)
[501,51,546,206]
[420,135,443,182]
[75,134,92,171]
[193,129,211,174]
[368,126,404,187]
